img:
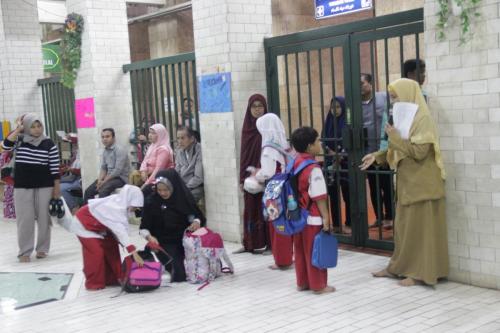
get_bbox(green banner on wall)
[42,43,62,73]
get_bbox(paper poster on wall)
[198,72,232,113]
[75,97,96,128]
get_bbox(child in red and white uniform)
[290,127,336,294]
[254,113,293,269]
[75,185,144,290]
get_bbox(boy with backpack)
[290,127,336,294]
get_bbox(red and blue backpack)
[261,158,317,235]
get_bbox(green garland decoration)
[60,13,84,89]
[436,0,482,45]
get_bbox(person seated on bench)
[83,128,130,204]
[60,150,82,214]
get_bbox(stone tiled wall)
[191,0,272,242]
[424,0,500,289]
[66,0,134,188]
[0,0,43,124]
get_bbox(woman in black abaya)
[139,169,206,282]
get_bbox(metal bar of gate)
[295,52,302,127]
[191,60,200,132]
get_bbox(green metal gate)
[264,9,424,250]
[37,76,76,140]
[37,76,76,164]
[122,52,199,141]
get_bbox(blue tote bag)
[311,231,338,269]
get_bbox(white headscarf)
[256,113,289,165]
[256,113,289,150]
[256,113,290,165]
[88,185,144,237]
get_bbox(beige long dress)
[375,137,449,285]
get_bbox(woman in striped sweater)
[2,113,61,262]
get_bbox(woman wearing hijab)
[322,97,351,231]
[75,185,144,290]
[253,113,293,269]
[129,113,155,167]
[139,169,206,282]
[1,113,61,262]
[139,123,174,190]
[360,78,448,286]
[236,94,268,254]
[0,114,26,221]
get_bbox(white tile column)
[191,0,272,241]
[0,0,43,123]
[66,0,134,188]
[424,0,500,289]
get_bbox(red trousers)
[78,235,122,290]
[269,223,293,267]
[294,225,327,291]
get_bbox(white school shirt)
[254,147,285,183]
[307,167,328,226]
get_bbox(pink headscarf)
[142,123,173,165]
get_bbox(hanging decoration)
[436,0,482,45]
[60,13,84,89]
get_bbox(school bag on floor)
[183,227,234,288]
[121,246,173,293]
[262,158,317,235]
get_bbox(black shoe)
[48,199,58,217]
[55,199,65,218]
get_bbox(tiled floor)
[1,219,500,333]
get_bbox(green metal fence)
[37,76,76,140]
[122,52,199,141]
[37,76,76,164]
[265,9,424,250]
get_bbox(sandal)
[18,256,30,263]
[36,252,48,259]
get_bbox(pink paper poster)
[75,97,96,128]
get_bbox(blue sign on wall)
[315,0,373,20]
[198,72,232,113]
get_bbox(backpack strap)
[293,159,318,176]
[289,159,318,211]
[262,143,293,164]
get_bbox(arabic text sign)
[199,72,232,113]
[75,97,96,129]
[315,0,372,19]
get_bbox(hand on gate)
[359,154,375,171]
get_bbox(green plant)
[436,0,482,45]
[60,13,84,89]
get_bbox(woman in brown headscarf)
[235,94,268,254]
[360,78,448,286]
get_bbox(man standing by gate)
[360,73,393,228]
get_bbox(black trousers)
[157,241,186,282]
[328,178,351,227]
[367,165,394,221]
[83,178,125,204]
